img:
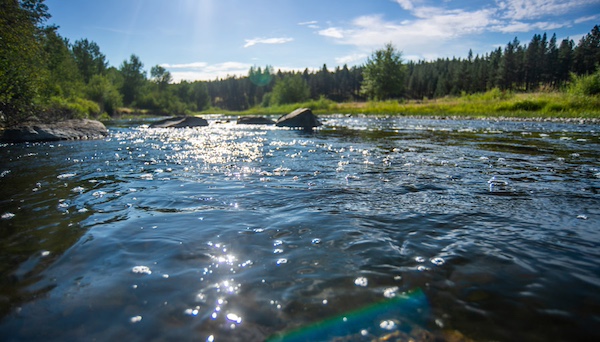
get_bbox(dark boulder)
[237,116,275,125]
[275,108,322,130]
[149,116,208,128]
[1,119,108,143]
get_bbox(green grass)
[194,89,600,119]
[329,91,600,119]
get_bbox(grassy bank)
[199,90,600,119]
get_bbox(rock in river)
[237,116,275,125]
[276,108,322,130]
[149,116,208,128]
[1,119,108,143]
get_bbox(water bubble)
[57,173,76,179]
[41,251,50,257]
[130,316,142,323]
[415,256,426,263]
[431,257,445,265]
[1,212,15,220]
[185,307,200,316]
[71,186,85,193]
[577,215,588,220]
[379,320,396,330]
[311,238,321,245]
[354,277,368,287]
[132,266,152,275]
[383,287,399,298]
[226,313,242,324]
[276,258,288,265]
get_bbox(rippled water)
[1,116,599,341]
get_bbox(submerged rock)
[149,116,208,128]
[1,119,108,143]
[237,116,275,125]
[276,108,322,130]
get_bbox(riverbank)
[197,90,600,120]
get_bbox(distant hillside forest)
[1,0,599,125]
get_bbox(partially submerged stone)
[237,116,275,125]
[149,116,208,128]
[1,119,108,143]
[276,108,322,130]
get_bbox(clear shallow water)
[0,116,599,341]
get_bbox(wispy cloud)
[318,27,345,39]
[574,14,600,24]
[496,0,598,20]
[160,62,208,69]
[315,0,599,61]
[161,61,252,82]
[493,20,568,33]
[335,53,368,65]
[243,37,294,48]
[298,20,318,26]
[395,0,415,11]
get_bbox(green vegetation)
[1,0,599,126]
[361,43,406,100]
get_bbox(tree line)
[1,0,599,126]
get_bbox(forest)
[1,0,600,126]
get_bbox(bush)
[568,71,600,96]
[45,96,101,120]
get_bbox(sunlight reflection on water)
[0,117,599,341]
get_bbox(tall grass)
[198,88,600,119]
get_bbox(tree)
[150,65,172,91]
[270,74,310,105]
[119,54,146,105]
[0,0,49,124]
[72,38,107,84]
[361,43,406,100]
[85,74,122,115]
[40,28,83,99]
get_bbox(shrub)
[568,71,600,96]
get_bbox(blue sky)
[46,0,600,82]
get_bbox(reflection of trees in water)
[0,145,97,318]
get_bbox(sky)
[45,0,600,82]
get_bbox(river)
[1,116,599,341]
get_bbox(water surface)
[1,116,599,341]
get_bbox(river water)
[0,116,599,341]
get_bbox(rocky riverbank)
[1,119,108,143]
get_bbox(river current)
[1,116,599,341]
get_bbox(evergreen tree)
[119,54,146,105]
[72,38,107,84]
[361,43,406,100]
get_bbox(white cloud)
[318,27,345,39]
[574,14,600,24]
[493,20,568,33]
[243,37,294,48]
[395,0,415,11]
[298,20,318,26]
[328,9,494,50]
[314,0,599,60]
[163,61,312,82]
[496,0,600,20]
[335,53,368,65]
[164,61,253,82]
[160,62,208,69]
